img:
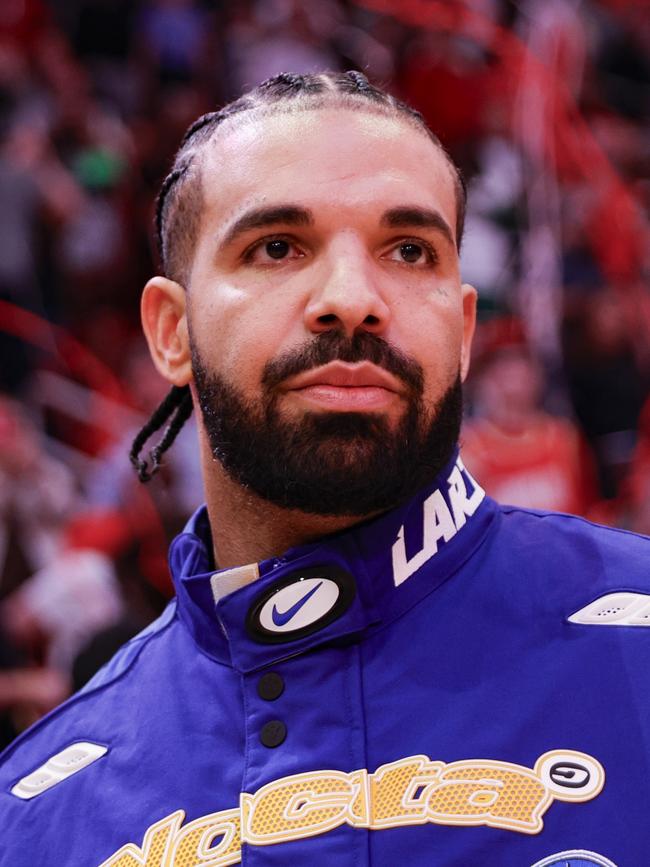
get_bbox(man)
[462,338,597,516]
[0,71,647,867]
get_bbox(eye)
[265,239,290,259]
[243,236,304,265]
[384,240,437,267]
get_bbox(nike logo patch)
[272,581,324,626]
[248,568,353,642]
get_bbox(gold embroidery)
[99,810,183,866]
[169,808,240,866]
[241,770,361,845]
[428,762,549,834]
[99,750,604,866]
[370,755,444,827]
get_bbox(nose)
[303,238,390,337]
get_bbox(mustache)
[261,331,424,395]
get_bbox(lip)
[281,361,404,412]
[282,360,403,393]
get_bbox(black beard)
[192,331,462,517]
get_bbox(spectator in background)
[563,289,648,499]
[397,27,497,169]
[0,646,68,752]
[0,508,135,748]
[1,509,128,673]
[134,0,213,87]
[0,396,79,598]
[462,326,597,515]
[0,85,83,390]
[0,391,74,751]
[54,123,134,323]
[610,396,650,536]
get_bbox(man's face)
[180,107,476,514]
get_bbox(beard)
[191,330,462,517]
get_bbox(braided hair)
[129,385,193,482]
[131,70,467,481]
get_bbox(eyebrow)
[217,203,455,251]
[219,205,314,249]
[380,206,455,249]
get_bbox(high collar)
[170,449,497,673]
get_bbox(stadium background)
[0,0,648,746]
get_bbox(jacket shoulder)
[0,601,178,786]
[496,503,650,588]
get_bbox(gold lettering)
[370,756,443,828]
[168,808,240,866]
[98,810,184,867]
[347,769,370,826]
[98,749,603,863]
[428,761,551,834]
[241,770,355,846]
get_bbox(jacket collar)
[170,449,497,672]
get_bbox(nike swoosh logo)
[272,581,324,627]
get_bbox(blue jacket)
[1,451,648,867]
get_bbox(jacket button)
[257,672,284,701]
[260,720,287,748]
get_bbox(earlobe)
[141,276,192,386]
[460,283,477,381]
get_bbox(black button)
[257,672,284,701]
[260,720,287,748]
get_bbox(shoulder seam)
[499,505,650,542]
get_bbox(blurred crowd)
[0,0,648,747]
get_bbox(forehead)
[197,107,458,241]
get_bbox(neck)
[201,458,367,569]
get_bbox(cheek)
[188,282,299,391]
[396,285,464,344]
[399,298,464,392]
[188,287,243,379]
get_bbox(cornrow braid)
[338,69,383,100]
[154,163,190,269]
[179,110,223,148]
[130,385,193,482]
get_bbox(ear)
[141,276,192,386]
[460,283,477,382]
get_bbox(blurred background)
[0,0,648,745]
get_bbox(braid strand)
[130,385,193,482]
